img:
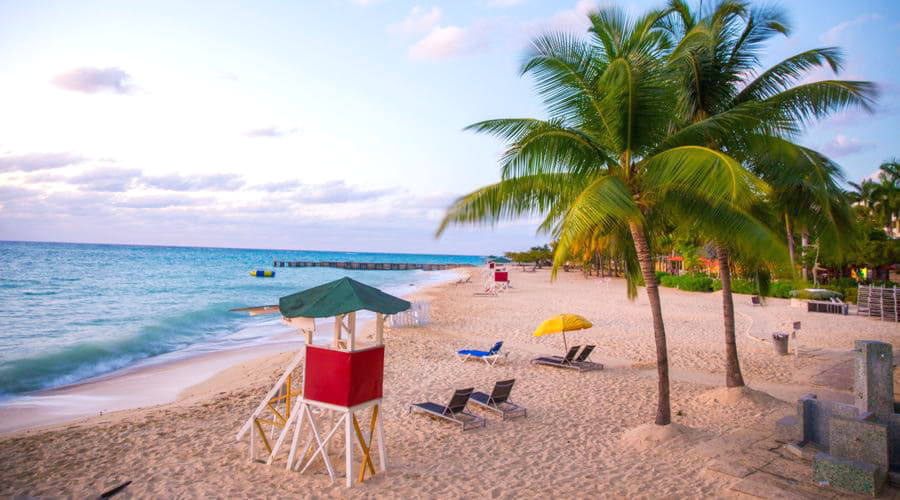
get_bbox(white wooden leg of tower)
[249,418,255,461]
[292,433,314,471]
[345,410,354,488]
[300,407,342,484]
[375,407,386,472]
[267,397,304,465]
[284,399,307,469]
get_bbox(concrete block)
[828,415,889,469]
[854,340,894,420]
[775,415,801,443]
[813,452,885,497]
[889,413,900,469]
[801,396,859,451]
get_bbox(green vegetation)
[659,273,714,292]
[504,245,553,268]
[438,1,879,427]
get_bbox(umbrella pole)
[563,332,567,353]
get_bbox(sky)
[0,0,898,255]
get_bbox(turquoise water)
[0,241,480,396]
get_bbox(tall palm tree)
[659,0,874,387]
[437,7,773,426]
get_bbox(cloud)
[388,6,443,37]
[821,134,876,158]
[543,0,599,33]
[141,173,245,192]
[488,0,526,6]
[820,13,883,44]
[300,180,389,203]
[244,126,298,138]
[253,179,305,192]
[50,66,136,95]
[0,185,40,203]
[69,167,142,192]
[350,0,381,5]
[408,22,494,60]
[0,152,87,173]
[249,179,389,203]
[113,193,212,209]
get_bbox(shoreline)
[0,268,466,436]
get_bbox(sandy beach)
[2,267,898,498]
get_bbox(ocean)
[0,241,480,398]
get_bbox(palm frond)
[641,145,763,207]
[734,47,844,103]
[754,80,877,129]
[435,174,581,236]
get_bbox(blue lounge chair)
[457,341,507,366]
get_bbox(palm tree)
[659,0,874,387]
[437,6,773,426]
[875,158,900,237]
[849,160,900,238]
[849,179,879,210]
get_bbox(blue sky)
[0,0,898,254]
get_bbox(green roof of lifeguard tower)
[278,277,411,318]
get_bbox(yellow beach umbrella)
[533,314,593,351]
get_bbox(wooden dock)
[272,260,471,271]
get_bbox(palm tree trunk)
[716,244,744,388]
[629,222,671,426]
[784,214,796,272]
[801,231,810,282]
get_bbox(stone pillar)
[855,340,894,421]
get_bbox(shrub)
[678,275,713,292]
[768,281,794,298]
[712,278,762,295]
[659,275,678,288]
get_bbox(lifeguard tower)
[235,277,410,487]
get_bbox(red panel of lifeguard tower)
[303,345,384,408]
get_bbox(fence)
[387,301,430,328]
[857,285,899,322]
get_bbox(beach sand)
[1,268,897,498]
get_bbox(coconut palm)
[659,0,874,387]
[437,6,775,426]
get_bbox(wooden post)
[375,313,384,346]
[333,314,343,349]
[348,312,356,351]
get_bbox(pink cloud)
[821,134,875,158]
[50,67,136,95]
[408,23,493,60]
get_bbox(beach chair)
[531,345,579,368]
[469,379,526,420]
[532,345,602,371]
[409,388,486,431]
[551,345,595,365]
[457,341,507,366]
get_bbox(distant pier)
[272,260,472,271]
